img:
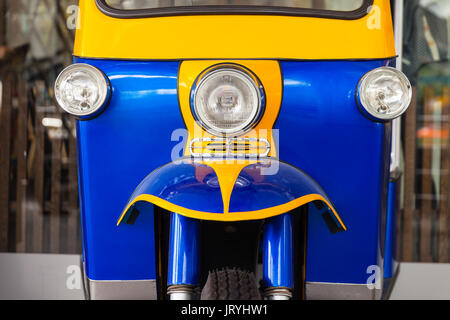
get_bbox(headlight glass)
[55,63,110,118]
[192,66,264,136]
[357,67,412,121]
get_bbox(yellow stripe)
[75,0,395,60]
[178,61,282,214]
[117,193,346,231]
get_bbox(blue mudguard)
[118,158,345,232]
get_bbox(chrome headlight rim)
[190,63,266,137]
[357,66,412,122]
[54,63,111,119]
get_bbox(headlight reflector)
[192,65,264,136]
[357,67,412,121]
[55,63,110,118]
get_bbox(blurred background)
[0,0,79,255]
[0,0,448,264]
[400,0,449,263]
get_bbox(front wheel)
[200,268,261,300]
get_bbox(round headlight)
[55,63,110,118]
[191,65,264,136]
[357,67,412,121]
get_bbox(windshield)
[103,0,367,13]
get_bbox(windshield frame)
[95,0,374,20]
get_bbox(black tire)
[200,268,261,300]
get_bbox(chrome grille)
[189,137,270,159]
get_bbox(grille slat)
[189,137,270,159]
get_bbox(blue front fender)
[118,158,346,232]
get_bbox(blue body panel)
[168,213,200,286]
[276,60,393,285]
[75,57,393,287]
[263,213,294,289]
[75,58,184,281]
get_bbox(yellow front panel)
[178,60,282,157]
[74,0,395,60]
[178,60,282,213]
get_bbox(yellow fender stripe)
[117,193,346,231]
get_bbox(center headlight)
[191,65,264,136]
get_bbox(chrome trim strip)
[87,277,157,300]
[264,288,292,300]
[167,285,195,300]
[305,282,382,300]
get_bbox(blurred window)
[103,0,365,12]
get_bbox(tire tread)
[201,268,260,300]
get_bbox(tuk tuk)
[54,0,412,300]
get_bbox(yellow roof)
[74,0,395,60]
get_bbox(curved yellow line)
[117,193,346,231]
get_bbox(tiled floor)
[0,253,85,300]
[1,253,450,300]
[389,262,450,300]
